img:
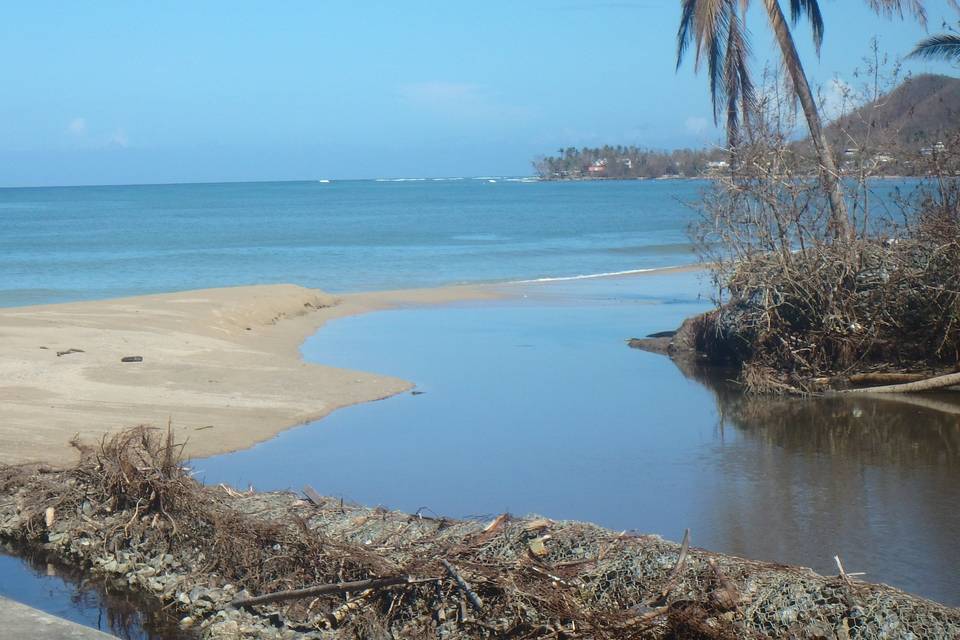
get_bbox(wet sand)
[0,283,500,466]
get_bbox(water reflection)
[674,357,960,605]
[0,542,191,640]
[196,273,960,606]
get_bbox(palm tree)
[677,0,926,240]
[910,1,960,61]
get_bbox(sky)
[1,1,958,186]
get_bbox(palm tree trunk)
[763,0,851,240]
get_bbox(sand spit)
[0,264,699,467]
[0,283,498,466]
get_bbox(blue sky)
[1,1,957,186]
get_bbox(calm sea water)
[0,178,702,307]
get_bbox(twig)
[835,555,852,585]
[440,559,483,613]
[230,575,414,608]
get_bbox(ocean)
[0,178,703,307]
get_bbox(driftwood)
[707,558,740,611]
[646,528,690,606]
[322,589,375,629]
[11,424,960,639]
[230,576,413,608]
[302,485,325,507]
[841,371,960,394]
[440,559,483,613]
[847,372,932,385]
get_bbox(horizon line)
[0,175,541,191]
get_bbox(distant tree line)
[532,145,728,180]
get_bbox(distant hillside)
[535,76,959,181]
[827,74,960,150]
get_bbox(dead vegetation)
[687,61,960,394]
[1,425,959,639]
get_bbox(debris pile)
[1,426,958,638]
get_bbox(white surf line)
[508,267,681,284]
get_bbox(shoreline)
[0,265,698,466]
[6,450,958,637]
[0,282,499,467]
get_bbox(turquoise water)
[0,178,702,307]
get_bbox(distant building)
[706,160,729,169]
[587,158,608,175]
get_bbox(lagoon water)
[197,272,960,606]
[2,178,958,621]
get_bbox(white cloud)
[68,117,87,136]
[821,77,858,121]
[685,116,709,134]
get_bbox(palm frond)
[909,34,960,61]
[677,0,698,70]
[676,0,736,124]
[864,0,927,26]
[724,7,754,144]
[788,0,825,54]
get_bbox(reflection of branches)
[0,542,188,640]
[669,357,960,465]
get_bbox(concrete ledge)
[0,596,117,639]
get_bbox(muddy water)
[195,272,960,605]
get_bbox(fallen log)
[847,372,932,385]
[841,371,960,394]
[230,575,413,608]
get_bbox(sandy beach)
[0,283,499,466]
[0,266,702,467]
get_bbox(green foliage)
[532,145,727,180]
